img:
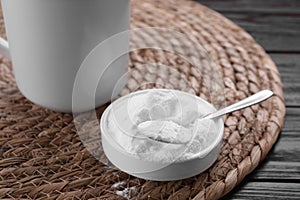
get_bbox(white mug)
[0,0,130,112]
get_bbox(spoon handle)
[204,90,274,120]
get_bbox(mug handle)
[0,37,10,59]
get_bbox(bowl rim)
[100,88,224,163]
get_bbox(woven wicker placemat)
[0,0,285,199]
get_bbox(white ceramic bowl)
[100,89,224,181]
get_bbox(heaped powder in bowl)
[107,90,219,163]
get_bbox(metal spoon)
[129,90,274,144]
[202,89,273,120]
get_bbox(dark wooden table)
[195,0,300,199]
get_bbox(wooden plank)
[243,108,300,181]
[223,182,300,200]
[270,54,300,107]
[268,132,300,162]
[281,107,300,132]
[259,133,300,179]
[192,1,300,199]
[220,13,300,52]
[197,1,300,51]
[197,0,300,14]
[251,161,300,181]
[222,129,300,197]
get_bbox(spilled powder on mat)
[107,90,218,162]
[112,181,138,199]
[115,186,137,200]
[112,181,126,188]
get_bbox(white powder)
[112,181,126,188]
[107,90,218,163]
[137,120,192,144]
[112,181,138,199]
[115,186,137,200]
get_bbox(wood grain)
[198,0,300,52]
[272,54,300,107]
[252,161,300,181]
[224,182,300,200]
[281,108,300,132]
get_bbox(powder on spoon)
[107,90,218,163]
[137,120,192,144]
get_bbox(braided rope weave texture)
[0,0,285,199]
